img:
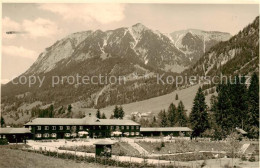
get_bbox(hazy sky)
[2,3,259,83]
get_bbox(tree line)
[137,73,259,139]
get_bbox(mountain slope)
[170,29,231,64]
[185,16,259,77]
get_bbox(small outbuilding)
[0,127,31,143]
[94,140,115,157]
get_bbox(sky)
[1,3,259,84]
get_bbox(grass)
[137,140,239,154]
[0,146,115,168]
[100,84,202,116]
[59,142,140,157]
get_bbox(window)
[59,126,63,130]
[72,126,76,130]
[29,126,32,130]
[0,135,1,138]
[79,126,83,130]
[3,135,6,139]
[51,133,57,138]
[36,134,42,138]
[131,126,135,130]
[136,132,140,136]
[116,126,119,130]
[43,133,49,138]
[131,132,134,136]
[37,126,41,130]
[66,126,70,130]
[45,126,49,130]
[126,126,129,130]
[52,126,56,130]
[65,133,70,137]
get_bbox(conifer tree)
[175,94,179,100]
[96,109,101,119]
[159,110,168,127]
[215,84,234,135]
[118,106,125,119]
[189,87,209,137]
[167,103,176,126]
[246,73,259,138]
[175,101,188,127]
[101,112,107,119]
[113,105,119,119]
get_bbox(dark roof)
[140,127,193,132]
[24,117,140,126]
[94,140,115,145]
[0,128,31,134]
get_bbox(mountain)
[25,23,187,75]
[3,23,190,110]
[170,29,231,64]
[185,16,259,77]
[1,22,236,124]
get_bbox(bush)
[248,155,256,162]
[0,139,8,145]
[241,154,247,161]
[161,141,165,147]
[156,146,161,151]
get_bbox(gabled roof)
[24,117,140,126]
[24,118,85,126]
[0,128,31,134]
[140,127,193,132]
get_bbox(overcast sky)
[2,3,259,84]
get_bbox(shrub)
[0,139,8,145]
[161,141,165,148]
[249,155,256,162]
[241,154,247,161]
[156,146,161,151]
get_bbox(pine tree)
[49,105,54,118]
[189,87,209,137]
[175,94,179,100]
[110,114,114,119]
[215,84,234,135]
[96,109,101,119]
[246,73,259,138]
[101,112,107,119]
[150,116,157,127]
[159,110,168,127]
[113,105,119,119]
[175,101,187,127]
[167,103,176,126]
[118,106,125,119]
[1,117,5,127]
[67,104,72,113]
[229,76,248,128]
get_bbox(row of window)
[34,125,140,131]
[0,135,6,139]
[35,132,140,138]
[36,126,83,131]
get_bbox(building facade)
[0,128,31,143]
[24,115,140,139]
[140,127,192,137]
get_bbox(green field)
[0,147,115,168]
